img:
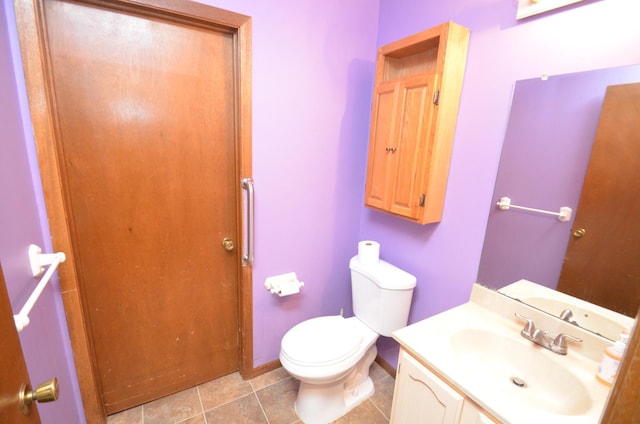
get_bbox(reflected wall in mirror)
[477,64,640,340]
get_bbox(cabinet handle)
[385,147,397,153]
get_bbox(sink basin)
[451,329,592,416]
[393,286,612,424]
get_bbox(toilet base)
[295,377,374,424]
[294,345,377,424]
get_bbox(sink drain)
[511,377,527,388]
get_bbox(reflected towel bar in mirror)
[497,197,572,222]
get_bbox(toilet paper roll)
[276,281,303,297]
[358,240,380,265]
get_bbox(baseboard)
[375,354,396,378]
[245,355,395,381]
[243,359,282,380]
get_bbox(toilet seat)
[281,315,363,367]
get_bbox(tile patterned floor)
[107,362,394,424]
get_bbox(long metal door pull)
[241,178,254,265]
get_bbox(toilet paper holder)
[265,272,304,297]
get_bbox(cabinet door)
[365,74,436,220]
[460,399,501,424]
[388,74,436,220]
[391,350,464,424]
[365,80,399,210]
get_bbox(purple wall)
[195,0,381,366]
[368,0,640,365]
[3,0,640,421]
[478,65,640,290]
[1,2,84,423]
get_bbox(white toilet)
[279,255,416,424]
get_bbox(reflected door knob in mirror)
[573,228,586,238]
[221,237,235,251]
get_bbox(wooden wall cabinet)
[391,349,500,424]
[364,22,470,224]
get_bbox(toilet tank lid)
[349,256,416,290]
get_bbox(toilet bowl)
[280,255,416,424]
[280,315,378,423]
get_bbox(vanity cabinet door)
[460,400,501,424]
[391,350,464,423]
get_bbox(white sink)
[392,285,612,424]
[451,328,592,416]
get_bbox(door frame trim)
[12,0,252,421]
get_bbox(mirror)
[477,64,640,340]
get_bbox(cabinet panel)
[460,399,501,424]
[389,75,436,219]
[391,350,464,423]
[365,83,398,209]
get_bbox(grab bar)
[14,244,66,332]
[497,197,572,222]
[241,178,254,265]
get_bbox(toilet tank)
[349,256,416,337]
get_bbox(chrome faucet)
[515,313,582,355]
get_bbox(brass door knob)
[573,228,586,238]
[19,377,59,415]
[222,237,235,251]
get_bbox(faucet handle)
[552,333,583,355]
[514,313,536,336]
[559,308,579,325]
[559,308,573,321]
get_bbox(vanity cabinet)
[391,349,500,424]
[364,22,469,224]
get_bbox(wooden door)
[0,265,41,423]
[41,0,240,414]
[601,306,640,423]
[557,83,640,317]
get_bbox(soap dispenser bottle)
[596,332,630,386]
